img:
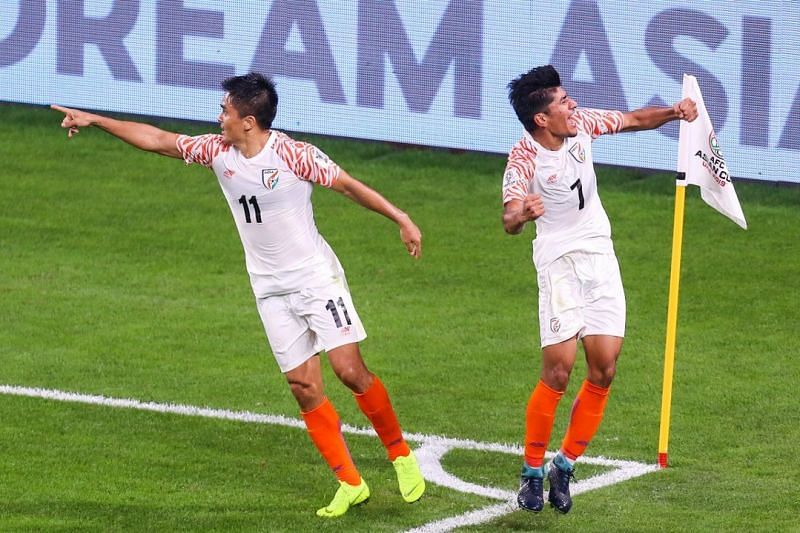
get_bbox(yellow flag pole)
[658,173,687,468]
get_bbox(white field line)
[0,384,659,531]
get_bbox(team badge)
[568,143,586,163]
[550,317,561,333]
[261,168,279,190]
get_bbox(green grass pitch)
[1,104,799,531]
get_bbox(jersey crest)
[261,168,280,190]
[568,142,586,163]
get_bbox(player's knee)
[336,366,372,393]
[289,380,322,407]
[588,364,616,388]
[542,366,572,391]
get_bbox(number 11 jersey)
[177,131,345,298]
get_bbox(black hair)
[221,72,278,130]
[507,65,562,132]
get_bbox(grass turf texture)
[2,104,799,531]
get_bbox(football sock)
[561,379,610,461]
[354,374,411,461]
[302,397,361,486]
[524,380,564,468]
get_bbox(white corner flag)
[677,74,747,229]
[660,74,747,469]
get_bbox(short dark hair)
[507,65,561,132]
[221,72,278,130]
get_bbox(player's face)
[541,87,578,139]
[218,94,245,144]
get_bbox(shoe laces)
[329,481,363,507]
[393,455,416,478]
[519,475,543,500]
[554,465,576,485]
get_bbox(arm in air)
[620,98,698,132]
[51,104,181,159]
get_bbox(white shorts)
[537,251,626,347]
[255,278,367,373]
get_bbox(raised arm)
[330,170,422,259]
[620,97,698,132]
[51,105,181,158]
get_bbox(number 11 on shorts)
[325,297,352,328]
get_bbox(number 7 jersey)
[176,130,345,298]
[501,108,624,270]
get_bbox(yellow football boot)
[316,479,370,518]
[392,451,426,503]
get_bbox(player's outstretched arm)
[51,105,181,159]
[620,97,698,133]
[331,171,422,259]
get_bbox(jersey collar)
[523,129,567,154]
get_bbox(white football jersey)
[502,108,624,270]
[176,131,345,297]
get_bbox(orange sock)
[301,397,361,485]
[354,375,410,461]
[524,380,564,467]
[561,380,610,461]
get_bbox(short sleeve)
[573,109,624,140]
[274,136,341,187]
[176,134,229,168]
[502,145,535,205]
[503,160,536,204]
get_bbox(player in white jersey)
[502,65,697,514]
[52,73,425,518]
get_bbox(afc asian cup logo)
[312,148,332,166]
[709,132,724,159]
[261,168,279,190]
[503,168,520,188]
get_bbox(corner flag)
[658,74,747,469]
[677,74,747,229]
